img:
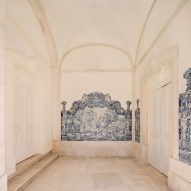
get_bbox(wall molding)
[61,68,134,73]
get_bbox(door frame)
[148,73,173,174]
[139,46,179,173]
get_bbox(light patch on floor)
[23,157,170,191]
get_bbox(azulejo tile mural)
[135,99,140,143]
[179,68,191,165]
[61,92,132,141]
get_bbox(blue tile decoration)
[61,92,132,141]
[135,99,140,143]
[179,68,191,164]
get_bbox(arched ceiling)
[6,0,189,69]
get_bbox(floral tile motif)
[61,92,132,141]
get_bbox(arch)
[59,43,134,70]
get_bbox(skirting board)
[0,174,7,191]
[168,158,191,191]
[59,141,132,157]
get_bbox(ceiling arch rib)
[60,43,134,71]
[25,0,189,70]
[28,0,58,67]
[137,0,189,67]
[135,0,157,66]
[6,15,48,64]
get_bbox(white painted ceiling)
[6,0,188,69]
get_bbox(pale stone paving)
[24,157,170,191]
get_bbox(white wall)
[0,0,7,190]
[61,72,132,109]
[133,1,191,190]
[62,46,132,70]
[5,0,54,177]
[135,1,191,98]
[61,46,133,108]
[60,43,133,157]
[5,50,52,176]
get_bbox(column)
[0,0,7,190]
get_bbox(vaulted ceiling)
[6,0,189,69]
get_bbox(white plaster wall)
[60,71,132,157]
[62,46,132,70]
[5,0,53,175]
[133,1,191,190]
[61,48,133,157]
[5,51,52,176]
[6,0,50,64]
[0,0,7,189]
[135,1,191,97]
[61,72,132,109]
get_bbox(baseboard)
[168,158,191,191]
[0,174,7,191]
[59,141,132,157]
[132,142,148,164]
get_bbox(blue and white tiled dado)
[179,68,191,165]
[135,99,140,143]
[61,92,132,141]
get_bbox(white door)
[25,88,35,159]
[163,83,173,174]
[148,82,173,175]
[149,87,163,172]
[14,81,36,163]
[14,82,25,163]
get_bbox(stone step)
[8,153,59,191]
[8,154,42,181]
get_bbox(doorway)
[13,68,37,164]
[148,71,173,175]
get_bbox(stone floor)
[23,157,170,191]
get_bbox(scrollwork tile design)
[179,68,191,164]
[61,92,132,141]
[135,99,140,143]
